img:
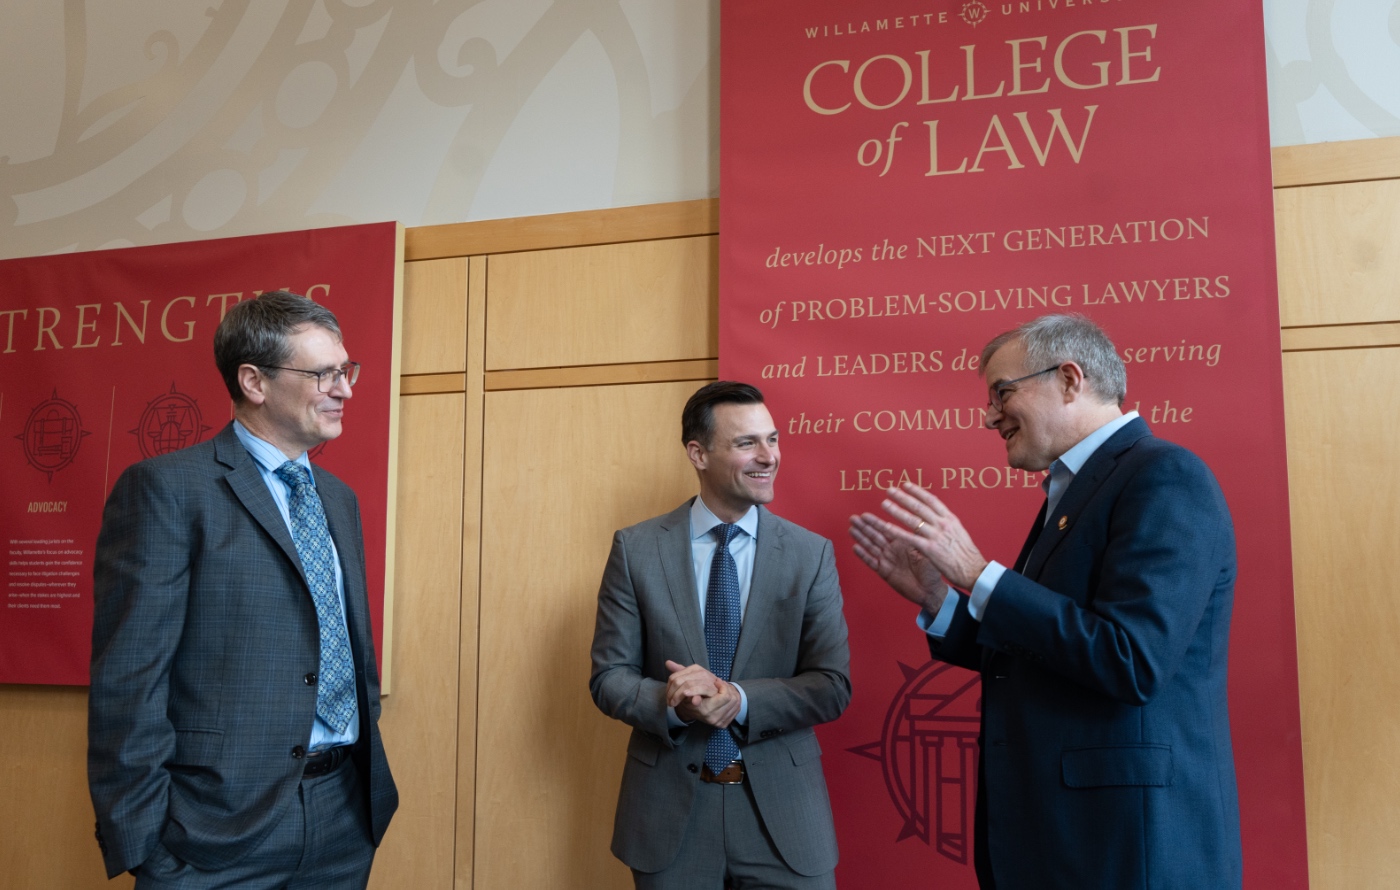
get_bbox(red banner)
[0,224,401,686]
[721,1,1306,887]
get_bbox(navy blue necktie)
[704,523,742,772]
[275,462,356,734]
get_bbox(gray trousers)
[633,778,837,890]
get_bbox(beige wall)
[2,135,1399,887]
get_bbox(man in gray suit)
[88,291,397,888]
[590,381,852,889]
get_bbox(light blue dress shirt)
[664,497,755,742]
[233,420,359,749]
[921,411,1140,637]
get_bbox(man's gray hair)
[980,314,1127,405]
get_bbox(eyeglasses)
[987,365,1060,412]
[261,361,361,393]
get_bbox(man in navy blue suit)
[851,314,1242,889]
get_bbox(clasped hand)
[664,660,741,728]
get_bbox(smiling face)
[237,324,352,459]
[687,402,780,522]
[982,339,1075,472]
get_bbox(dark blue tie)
[275,462,356,734]
[704,523,742,773]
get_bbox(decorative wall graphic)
[848,661,981,864]
[17,391,91,482]
[130,384,211,459]
[0,0,720,261]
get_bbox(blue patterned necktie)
[275,462,356,734]
[703,522,742,773]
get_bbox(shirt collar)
[1054,410,1139,477]
[232,420,314,481]
[690,496,759,541]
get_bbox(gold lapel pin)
[1057,516,1068,530]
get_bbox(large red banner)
[721,1,1306,887]
[0,224,401,686]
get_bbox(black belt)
[302,745,353,778]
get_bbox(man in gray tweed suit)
[88,291,397,888]
[590,381,852,889]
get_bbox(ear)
[685,439,709,472]
[238,364,269,406]
[1057,361,1087,402]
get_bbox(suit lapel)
[659,500,708,669]
[1023,418,1152,578]
[1012,500,1049,573]
[731,507,783,680]
[215,426,307,585]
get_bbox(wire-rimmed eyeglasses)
[986,365,1059,412]
[261,361,361,393]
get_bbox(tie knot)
[712,523,739,547]
[275,462,312,490]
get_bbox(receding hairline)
[979,331,1026,381]
[979,314,1127,405]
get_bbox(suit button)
[291,746,306,759]
[304,673,318,685]
[687,764,698,773]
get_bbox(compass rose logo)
[17,390,91,481]
[848,660,982,864]
[131,383,211,458]
[959,1,991,27]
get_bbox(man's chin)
[746,487,776,506]
[1004,450,1044,473]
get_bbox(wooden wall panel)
[455,257,488,890]
[371,392,466,890]
[401,258,468,376]
[485,236,718,371]
[1274,177,1400,328]
[405,199,718,261]
[1276,139,1399,889]
[1283,347,1400,890]
[1272,135,1400,188]
[0,686,129,889]
[474,382,708,890]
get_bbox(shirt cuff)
[666,705,687,731]
[917,592,962,639]
[968,560,1006,621]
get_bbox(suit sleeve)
[976,447,1233,705]
[927,594,986,673]
[87,461,190,877]
[589,531,675,743]
[736,538,852,742]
